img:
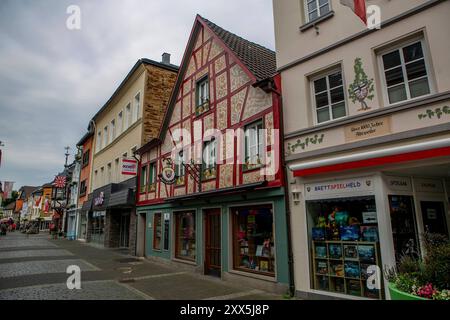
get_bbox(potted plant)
[385,232,450,300]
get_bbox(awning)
[81,195,93,211]
[291,138,450,177]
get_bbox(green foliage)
[348,58,375,106]
[418,106,450,120]
[394,274,420,294]
[421,232,450,290]
[1,190,19,206]
[287,134,325,154]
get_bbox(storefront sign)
[164,213,170,221]
[305,177,375,199]
[385,176,412,192]
[159,158,177,185]
[94,192,104,206]
[344,116,391,142]
[122,159,137,176]
[414,178,444,193]
[92,211,106,218]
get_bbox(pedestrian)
[1,223,7,236]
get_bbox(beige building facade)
[82,56,178,250]
[273,0,450,299]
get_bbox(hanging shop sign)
[159,158,177,185]
[305,177,375,200]
[122,159,137,176]
[385,176,412,192]
[344,116,391,142]
[94,192,104,206]
[414,178,444,194]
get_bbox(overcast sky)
[0,0,275,191]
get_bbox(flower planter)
[388,283,429,300]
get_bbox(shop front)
[288,159,450,300]
[85,178,136,249]
[137,188,290,293]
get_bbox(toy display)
[360,226,379,242]
[328,244,342,259]
[317,261,328,275]
[315,245,327,258]
[344,245,358,259]
[347,280,362,296]
[358,245,375,263]
[333,278,345,293]
[330,262,344,277]
[335,210,350,227]
[340,225,360,241]
[312,227,326,241]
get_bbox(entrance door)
[204,209,221,277]
[119,213,130,248]
[420,201,449,236]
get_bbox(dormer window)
[196,76,209,115]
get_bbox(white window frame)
[310,68,348,125]
[110,119,116,142]
[203,138,217,170]
[96,131,102,152]
[100,167,105,187]
[114,158,120,183]
[377,38,434,107]
[304,0,332,23]
[118,111,123,135]
[125,103,132,131]
[197,77,209,106]
[107,163,112,185]
[244,120,264,165]
[133,92,141,123]
[103,126,108,147]
[94,170,98,189]
[176,150,185,178]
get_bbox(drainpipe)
[265,78,296,297]
[132,152,140,257]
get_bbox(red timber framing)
[136,15,283,206]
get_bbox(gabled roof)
[200,16,276,82]
[18,186,39,199]
[138,15,276,155]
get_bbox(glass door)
[119,213,130,248]
[388,195,420,263]
[420,201,449,237]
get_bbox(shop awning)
[81,195,93,212]
[291,137,450,177]
[164,181,267,203]
[109,189,135,208]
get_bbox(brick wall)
[142,65,178,144]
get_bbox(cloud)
[0,0,274,189]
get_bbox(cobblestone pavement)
[0,232,286,300]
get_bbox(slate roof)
[200,16,276,82]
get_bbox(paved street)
[0,232,285,300]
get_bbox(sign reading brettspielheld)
[122,158,137,176]
[305,177,375,200]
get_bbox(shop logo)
[159,158,177,185]
[365,180,372,187]
[94,192,104,206]
[306,187,311,193]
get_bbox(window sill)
[242,164,264,173]
[299,11,335,33]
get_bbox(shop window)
[90,211,105,244]
[244,120,264,171]
[196,76,209,115]
[175,211,196,261]
[304,0,331,23]
[312,70,346,124]
[202,138,217,180]
[153,213,162,250]
[388,195,420,263]
[380,40,431,105]
[163,215,170,251]
[232,205,275,276]
[307,196,384,299]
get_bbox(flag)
[3,181,14,199]
[340,0,367,25]
[53,175,66,188]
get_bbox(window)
[140,164,147,193]
[175,211,196,261]
[153,213,162,250]
[96,132,102,152]
[196,76,209,115]
[110,119,116,142]
[100,167,105,186]
[103,126,108,147]
[202,138,217,179]
[232,205,275,276]
[94,170,98,188]
[133,92,141,123]
[149,162,157,192]
[305,0,331,23]
[381,41,431,105]
[175,150,185,185]
[107,163,112,184]
[115,158,120,183]
[125,103,132,130]
[118,111,123,134]
[244,121,264,170]
[82,150,90,168]
[79,180,87,196]
[313,70,346,124]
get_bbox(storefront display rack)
[312,240,384,299]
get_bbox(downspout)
[132,152,140,257]
[265,78,296,297]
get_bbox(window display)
[90,211,105,244]
[232,205,275,276]
[153,213,162,250]
[307,196,383,299]
[175,211,196,261]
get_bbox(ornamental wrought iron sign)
[159,158,177,185]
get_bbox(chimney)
[162,52,171,65]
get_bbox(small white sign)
[414,178,444,194]
[122,158,137,176]
[363,212,378,224]
[164,213,170,221]
[385,176,412,192]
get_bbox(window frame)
[149,162,157,192]
[243,120,265,171]
[140,164,148,194]
[310,68,348,125]
[96,132,102,152]
[110,119,116,142]
[304,0,332,24]
[195,75,210,115]
[377,38,433,107]
[82,149,90,168]
[79,180,87,197]
[153,213,162,251]
[117,111,123,135]
[125,103,132,131]
[202,138,217,180]
[103,126,108,147]
[133,91,141,123]
[175,150,186,186]
[174,211,196,262]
